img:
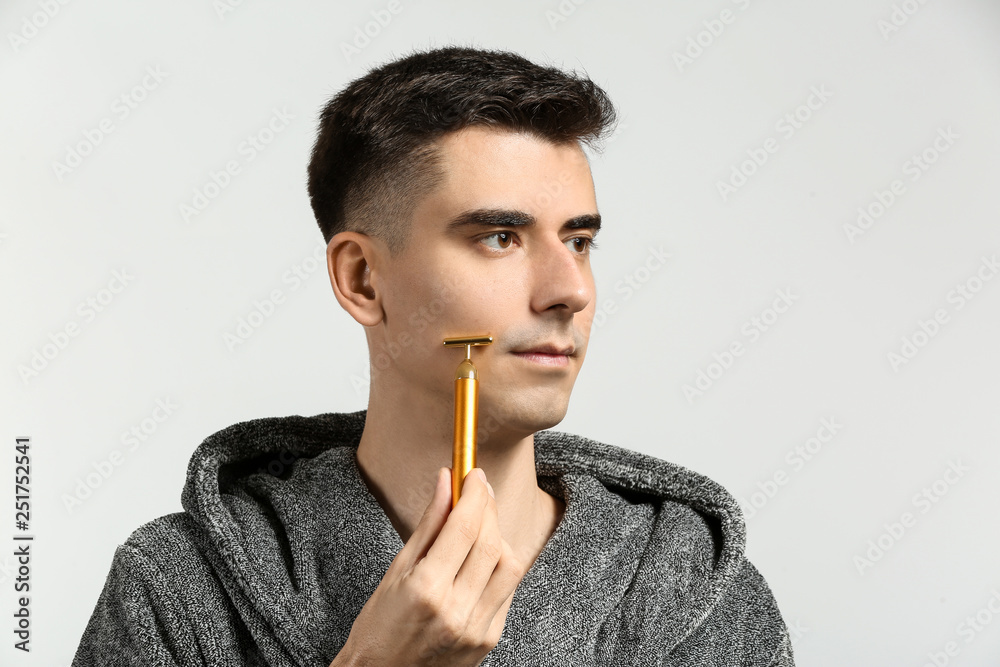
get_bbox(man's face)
[372,126,599,438]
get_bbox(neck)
[354,377,564,570]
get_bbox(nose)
[528,236,594,316]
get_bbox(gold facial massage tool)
[442,335,493,509]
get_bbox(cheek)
[386,246,527,345]
[386,272,481,347]
[435,291,500,336]
[436,262,519,330]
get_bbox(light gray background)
[3,0,999,665]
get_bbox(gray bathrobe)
[72,410,794,666]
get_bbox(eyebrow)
[445,208,602,234]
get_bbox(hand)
[331,466,526,666]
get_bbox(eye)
[566,236,598,254]
[480,231,515,251]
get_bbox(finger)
[469,539,524,637]
[395,467,451,571]
[452,474,502,605]
[420,468,491,579]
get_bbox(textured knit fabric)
[72,409,794,666]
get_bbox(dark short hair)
[307,45,617,254]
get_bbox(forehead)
[427,126,597,214]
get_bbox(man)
[73,46,794,666]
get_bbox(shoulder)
[104,512,252,638]
[96,512,244,637]
[75,513,250,666]
[116,511,207,559]
[107,511,232,613]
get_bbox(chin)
[478,391,570,440]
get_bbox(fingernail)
[475,469,494,497]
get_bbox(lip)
[511,343,575,356]
[511,351,570,367]
[510,343,575,367]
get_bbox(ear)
[326,231,385,327]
